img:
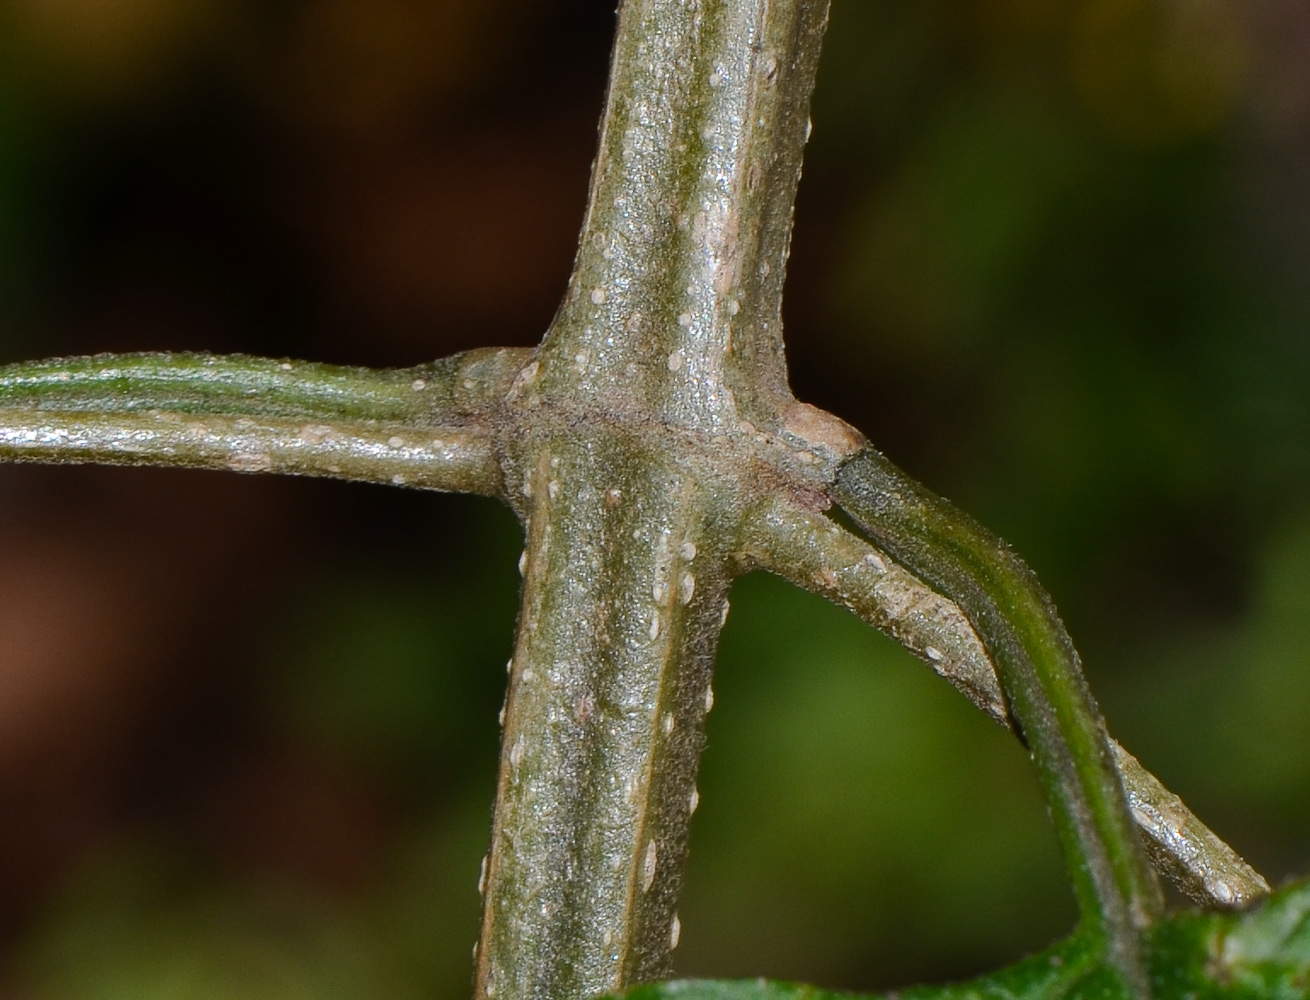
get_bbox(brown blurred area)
[0,2,610,992]
[0,0,1309,997]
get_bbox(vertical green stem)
[536,0,830,437]
[476,2,832,999]
[475,439,732,1000]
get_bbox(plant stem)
[1111,743,1270,909]
[744,493,1270,911]
[476,439,732,1000]
[475,2,833,997]
[834,449,1163,999]
[0,349,528,494]
[535,0,829,431]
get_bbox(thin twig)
[742,492,1270,912]
[0,349,530,496]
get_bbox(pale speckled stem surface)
[0,349,530,494]
[475,2,836,997]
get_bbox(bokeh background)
[0,0,1307,996]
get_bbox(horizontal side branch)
[0,348,534,496]
[739,495,1270,910]
[0,407,500,492]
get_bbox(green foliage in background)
[616,877,1310,1000]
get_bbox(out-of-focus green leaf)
[17,844,423,1000]
[609,878,1310,1000]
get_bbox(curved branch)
[0,348,533,496]
[739,492,1269,912]
[1109,743,1269,909]
[763,449,1164,993]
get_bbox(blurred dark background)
[0,0,1307,996]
